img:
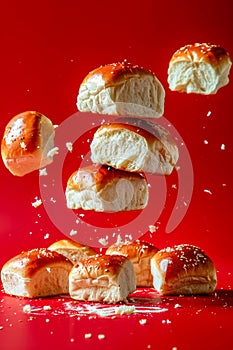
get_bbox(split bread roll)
[151,244,217,295]
[90,119,179,175]
[1,111,55,176]
[66,164,148,212]
[1,248,73,298]
[106,240,159,287]
[69,254,136,303]
[77,60,165,118]
[48,239,96,265]
[168,42,232,94]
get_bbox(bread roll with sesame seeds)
[168,43,232,94]
[151,244,217,295]
[106,240,159,287]
[77,60,165,118]
[1,111,55,176]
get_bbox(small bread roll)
[1,111,55,176]
[1,248,73,298]
[168,43,232,94]
[66,164,148,212]
[90,119,179,175]
[69,254,136,303]
[77,60,165,118]
[151,244,217,295]
[48,239,96,264]
[106,240,159,287]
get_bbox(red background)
[0,1,232,349]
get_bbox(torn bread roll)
[69,254,136,303]
[1,248,73,298]
[90,119,179,175]
[77,60,165,118]
[48,239,96,265]
[1,111,55,176]
[66,164,148,212]
[151,244,217,295]
[168,43,232,94]
[106,240,159,287]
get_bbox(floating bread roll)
[90,119,179,175]
[0,248,73,298]
[66,164,149,212]
[1,111,55,176]
[168,43,232,94]
[69,254,136,303]
[106,240,159,287]
[48,239,96,265]
[77,60,165,118]
[150,244,217,295]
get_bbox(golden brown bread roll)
[69,254,136,303]
[106,240,159,287]
[48,239,96,264]
[1,111,55,176]
[90,119,179,175]
[168,43,232,94]
[150,244,217,295]
[77,60,165,118]
[0,248,73,298]
[65,164,149,212]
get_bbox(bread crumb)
[66,142,73,152]
[44,233,50,240]
[0,326,4,330]
[204,139,208,145]
[115,305,135,315]
[47,147,59,158]
[220,143,225,150]
[23,305,31,313]
[149,225,158,233]
[84,333,92,339]
[98,334,105,340]
[69,229,78,236]
[39,168,47,176]
[206,111,212,117]
[139,318,147,325]
[31,198,42,208]
[43,305,52,311]
[174,304,182,309]
[70,338,75,343]
[98,237,109,246]
[204,189,212,195]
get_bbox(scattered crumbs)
[70,229,78,236]
[98,237,109,246]
[139,318,147,325]
[66,142,73,152]
[204,189,212,195]
[31,197,42,208]
[84,333,92,339]
[162,319,171,324]
[174,304,182,309]
[23,305,31,313]
[98,334,105,340]
[43,305,52,311]
[204,140,208,145]
[206,111,212,117]
[39,168,47,176]
[44,233,50,240]
[220,144,225,150]
[115,305,135,315]
[149,225,158,233]
[47,147,59,158]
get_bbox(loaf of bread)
[1,111,55,176]
[77,60,165,118]
[1,248,73,298]
[66,164,149,212]
[90,118,179,175]
[106,240,159,287]
[69,254,136,303]
[48,239,96,264]
[168,43,232,94]
[150,244,217,295]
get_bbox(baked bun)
[168,43,232,94]
[77,60,165,118]
[69,254,136,303]
[48,239,96,264]
[66,164,148,212]
[1,111,55,176]
[1,248,73,298]
[150,244,217,295]
[106,240,159,287]
[90,119,179,175]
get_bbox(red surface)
[0,1,233,349]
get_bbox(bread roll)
[90,119,179,175]
[1,248,73,298]
[77,60,165,118]
[66,164,148,212]
[1,111,55,176]
[150,244,217,295]
[48,239,96,264]
[168,43,232,94]
[69,254,136,303]
[106,240,159,287]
